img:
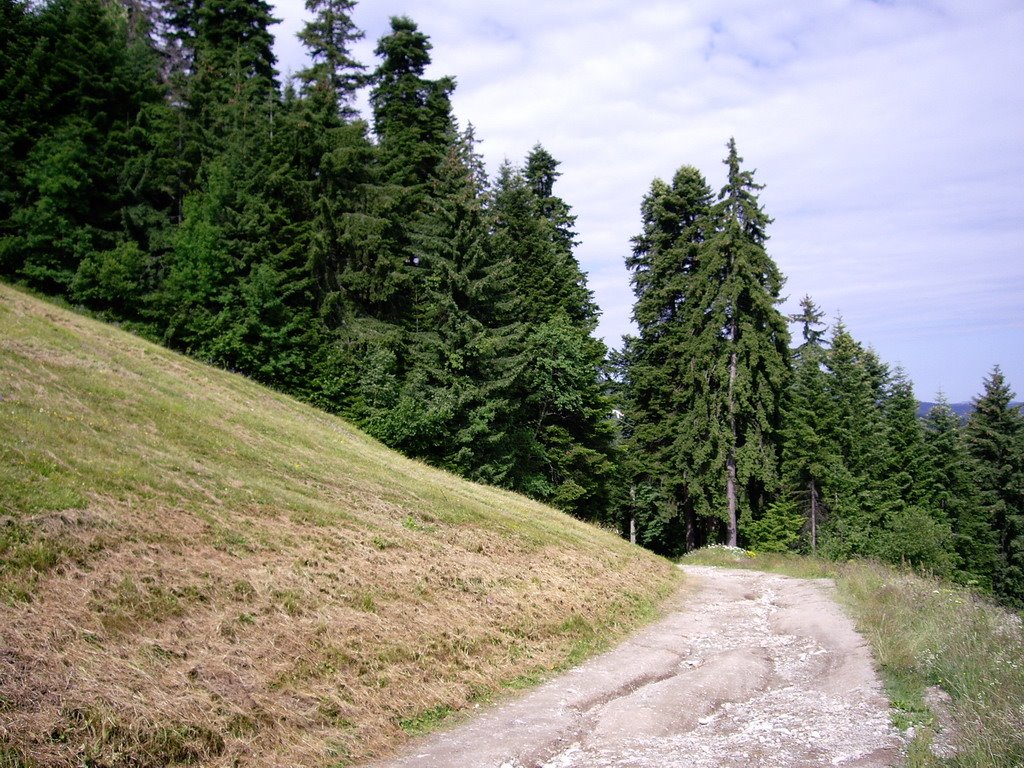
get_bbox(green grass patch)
[0,741,31,768]
[56,705,225,767]
[398,704,454,736]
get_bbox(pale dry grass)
[0,284,678,767]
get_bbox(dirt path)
[367,565,904,767]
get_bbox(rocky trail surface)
[367,565,905,768]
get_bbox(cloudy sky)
[270,0,1023,403]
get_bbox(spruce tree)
[487,152,615,519]
[621,165,714,552]
[818,322,890,558]
[875,369,956,575]
[789,295,827,356]
[176,0,280,172]
[370,135,502,469]
[370,16,455,190]
[360,15,457,364]
[0,0,39,246]
[924,396,990,586]
[622,144,790,551]
[0,0,168,303]
[964,367,1024,606]
[681,139,790,546]
[295,0,365,119]
[777,299,833,552]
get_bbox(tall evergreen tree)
[370,16,455,189]
[0,0,168,303]
[175,0,280,172]
[368,135,502,468]
[680,139,790,546]
[789,295,827,356]
[0,0,39,241]
[622,142,789,551]
[924,395,990,586]
[487,152,615,519]
[621,165,714,552]
[817,321,890,558]
[362,15,457,349]
[295,0,365,119]
[777,297,833,552]
[875,369,956,574]
[964,367,1024,606]
[194,0,279,91]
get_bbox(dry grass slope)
[0,284,679,767]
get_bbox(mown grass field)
[684,547,1024,768]
[0,283,679,767]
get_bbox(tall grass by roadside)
[683,547,1024,767]
[840,564,1024,767]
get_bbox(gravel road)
[367,565,904,768]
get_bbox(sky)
[270,0,1023,403]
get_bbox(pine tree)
[0,0,39,245]
[359,15,457,366]
[772,296,832,552]
[789,295,827,356]
[817,321,890,558]
[681,139,790,547]
[0,0,168,303]
[524,145,583,297]
[622,144,790,551]
[875,369,956,575]
[964,367,1024,606]
[295,0,365,119]
[176,0,280,171]
[487,151,615,519]
[882,369,935,509]
[370,16,455,190]
[621,165,714,552]
[924,395,989,586]
[777,322,832,552]
[492,152,598,328]
[194,0,279,92]
[370,135,502,469]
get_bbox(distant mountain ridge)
[916,400,1024,419]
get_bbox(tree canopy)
[2,0,1020,607]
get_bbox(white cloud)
[273,0,1024,401]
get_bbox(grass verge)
[682,547,1024,767]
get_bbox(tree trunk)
[629,485,637,545]
[809,478,818,552]
[726,345,738,547]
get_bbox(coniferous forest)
[2,0,1022,607]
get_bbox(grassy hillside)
[0,283,679,767]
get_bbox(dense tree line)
[2,0,1020,606]
[619,153,1024,607]
[0,0,614,520]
